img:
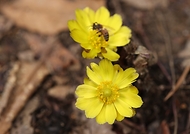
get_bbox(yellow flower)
[68,7,131,61]
[75,59,143,124]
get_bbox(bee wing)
[86,22,116,35]
[103,25,116,35]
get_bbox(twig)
[157,60,172,84]
[184,106,190,134]
[161,120,170,134]
[0,63,19,115]
[164,66,190,101]
[155,10,176,87]
[0,37,56,134]
[173,99,178,134]
[123,119,146,133]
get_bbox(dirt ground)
[0,0,190,134]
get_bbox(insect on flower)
[68,6,132,61]
[92,22,109,41]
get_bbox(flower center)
[97,81,119,104]
[88,29,108,51]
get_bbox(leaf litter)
[0,0,190,134]
[1,0,105,35]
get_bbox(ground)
[0,0,190,134]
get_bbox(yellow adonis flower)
[68,7,131,61]
[75,59,143,124]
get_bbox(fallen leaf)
[72,118,116,134]
[18,50,35,62]
[86,119,116,134]
[0,62,19,115]
[52,75,70,85]
[10,95,40,134]
[0,61,49,134]
[46,42,81,71]
[23,33,81,72]
[121,0,168,10]
[122,38,157,73]
[0,14,13,39]
[160,120,170,134]
[48,85,75,100]
[134,45,157,68]
[1,0,105,35]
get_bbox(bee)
[92,22,109,41]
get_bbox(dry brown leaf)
[24,33,81,72]
[121,0,168,10]
[0,14,13,38]
[72,118,116,134]
[1,0,105,35]
[134,45,157,70]
[72,103,116,134]
[52,75,70,85]
[123,38,157,73]
[10,95,40,134]
[47,42,81,71]
[160,120,170,134]
[86,119,116,134]
[178,39,190,67]
[0,61,49,134]
[0,62,19,115]
[0,32,81,133]
[48,85,75,100]
[18,50,36,62]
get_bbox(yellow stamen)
[97,81,119,104]
[88,30,108,50]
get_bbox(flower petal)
[114,98,133,117]
[119,86,143,108]
[90,62,101,73]
[105,104,117,124]
[75,85,97,98]
[96,104,106,124]
[70,29,88,43]
[90,61,115,82]
[85,98,104,118]
[86,66,102,84]
[76,97,95,110]
[125,92,143,108]
[117,68,139,89]
[95,7,110,24]
[109,26,131,47]
[67,20,80,31]
[84,7,95,23]
[113,69,124,85]
[98,59,115,81]
[82,49,100,59]
[124,68,138,77]
[75,9,91,32]
[105,14,122,34]
[81,43,93,49]
[128,85,139,94]
[84,77,97,87]
[113,64,123,72]
[102,48,120,61]
[116,111,125,121]
[90,62,109,81]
